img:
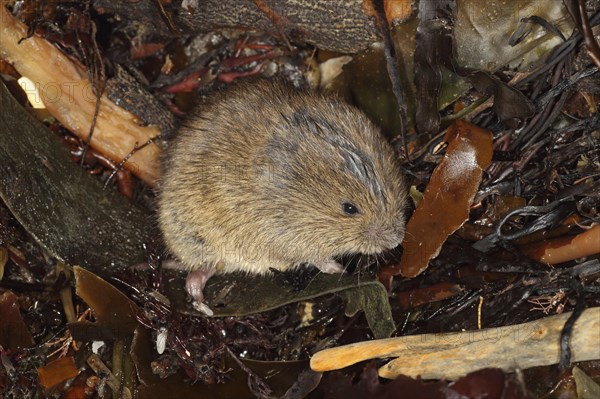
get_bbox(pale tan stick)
[0,6,161,186]
[310,307,600,380]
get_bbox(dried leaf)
[338,283,395,339]
[480,195,527,226]
[573,365,600,399]
[397,282,464,311]
[164,270,395,338]
[385,120,493,279]
[461,71,535,128]
[37,356,80,390]
[318,56,353,89]
[70,266,139,340]
[0,291,34,350]
[130,327,160,387]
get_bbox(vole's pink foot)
[313,259,344,274]
[185,267,216,316]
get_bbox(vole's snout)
[365,223,405,252]
[384,231,404,250]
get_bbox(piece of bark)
[310,307,600,380]
[95,0,414,54]
[0,5,161,186]
[105,65,177,139]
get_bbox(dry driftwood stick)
[95,0,414,54]
[0,5,161,186]
[310,307,600,380]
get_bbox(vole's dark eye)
[342,202,360,215]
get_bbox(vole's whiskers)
[306,267,324,289]
[403,230,416,240]
[373,254,381,270]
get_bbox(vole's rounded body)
[159,80,407,275]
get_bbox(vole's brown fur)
[159,80,407,275]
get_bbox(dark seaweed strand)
[516,11,600,88]
[558,279,586,371]
[565,0,600,69]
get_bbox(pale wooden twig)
[0,6,161,186]
[310,307,600,380]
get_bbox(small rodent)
[158,80,407,309]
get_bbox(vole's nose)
[383,232,403,250]
[393,227,405,247]
[367,225,404,250]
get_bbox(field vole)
[159,80,407,312]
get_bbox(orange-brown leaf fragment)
[522,224,600,265]
[397,282,464,311]
[363,0,414,24]
[38,356,80,390]
[399,120,493,277]
[0,291,34,350]
[72,266,139,339]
